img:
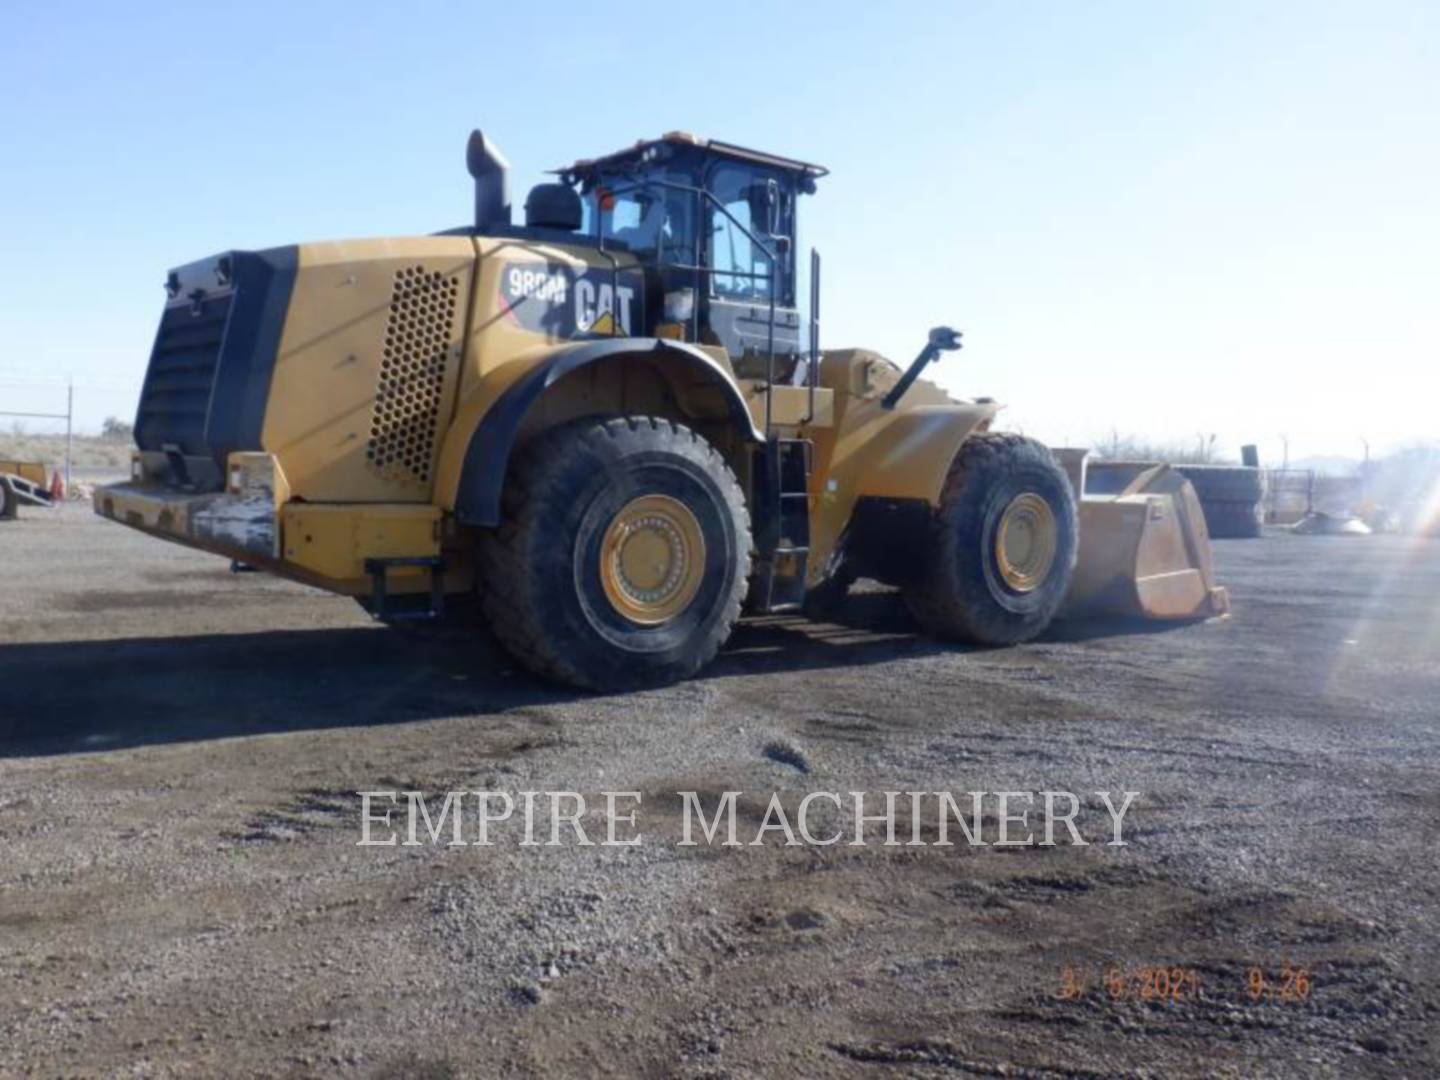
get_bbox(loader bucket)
[1054,450,1229,621]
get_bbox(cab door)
[702,163,801,372]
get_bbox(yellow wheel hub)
[995,492,1058,593]
[599,494,706,625]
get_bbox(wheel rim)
[598,494,707,625]
[994,492,1058,593]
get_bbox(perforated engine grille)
[366,266,460,484]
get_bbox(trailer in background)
[0,461,53,520]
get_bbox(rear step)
[751,438,812,612]
[363,556,447,622]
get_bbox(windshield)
[580,163,795,307]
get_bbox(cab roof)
[560,131,828,181]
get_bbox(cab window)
[706,164,791,305]
[588,183,696,267]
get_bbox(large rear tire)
[1175,464,1266,503]
[904,434,1078,645]
[477,416,750,690]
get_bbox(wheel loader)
[96,129,1227,689]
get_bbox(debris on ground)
[1291,511,1373,536]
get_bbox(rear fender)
[434,338,762,526]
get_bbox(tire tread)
[904,433,1078,645]
[476,416,749,688]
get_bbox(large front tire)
[477,416,750,690]
[904,434,1077,645]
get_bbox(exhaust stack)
[466,129,511,229]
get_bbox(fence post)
[65,381,73,497]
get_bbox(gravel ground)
[2,502,1438,1077]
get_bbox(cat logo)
[499,262,641,339]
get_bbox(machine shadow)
[708,589,951,677]
[0,626,554,759]
[1041,614,1212,643]
[0,591,950,758]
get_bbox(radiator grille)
[135,292,233,454]
[366,266,459,484]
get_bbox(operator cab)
[553,133,826,375]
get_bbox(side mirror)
[928,326,963,351]
[765,178,781,237]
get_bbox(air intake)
[365,265,459,484]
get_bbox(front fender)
[435,338,762,527]
[842,404,1000,504]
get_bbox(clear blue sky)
[2,0,1435,463]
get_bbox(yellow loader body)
[94,244,1225,615]
[96,128,1226,688]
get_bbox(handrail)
[805,247,820,425]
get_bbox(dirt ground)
[2,502,1438,1078]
